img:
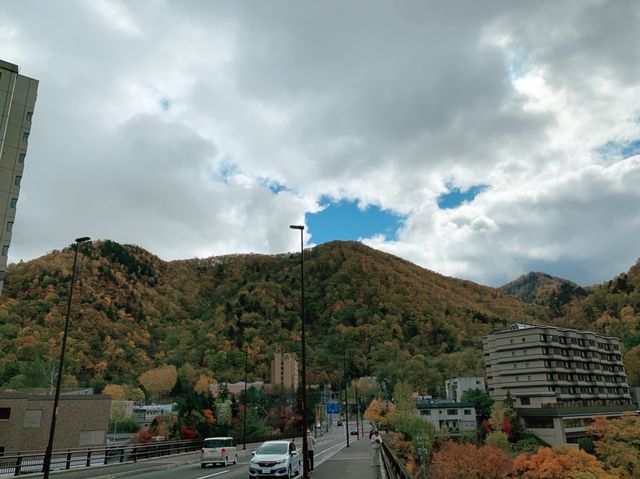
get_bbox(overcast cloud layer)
[2,0,639,286]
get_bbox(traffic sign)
[326,402,340,414]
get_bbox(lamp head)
[289,225,304,230]
[75,237,91,243]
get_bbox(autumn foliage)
[511,447,617,479]
[430,441,512,479]
[588,414,640,478]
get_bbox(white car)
[249,440,301,478]
[201,436,237,468]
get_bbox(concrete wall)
[0,393,111,453]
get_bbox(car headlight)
[275,458,287,464]
[250,457,258,464]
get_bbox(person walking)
[370,429,382,467]
[306,429,316,471]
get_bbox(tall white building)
[445,377,486,402]
[0,59,38,294]
[483,323,634,445]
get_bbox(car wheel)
[288,465,292,479]
[234,454,238,465]
[224,456,229,466]
[201,464,205,469]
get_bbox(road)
[44,422,366,479]
[127,424,360,479]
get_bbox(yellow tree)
[138,365,177,400]
[194,374,213,393]
[587,414,640,478]
[103,383,125,400]
[512,447,617,479]
[364,398,394,429]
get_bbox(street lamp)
[43,236,90,478]
[242,345,248,450]
[289,225,308,479]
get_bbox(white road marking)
[195,469,230,479]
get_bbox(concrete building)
[484,323,635,446]
[133,404,174,430]
[210,381,265,397]
[0,392,110,453]
[271,353,298,392]
[416,399,477,434]
[0,60,38,294]
[445,377,486,402]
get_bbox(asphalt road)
[126,423,361,479]
[23,422,368,479]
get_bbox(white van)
[201,437,238,468]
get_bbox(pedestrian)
[306,429,316,471]
[370,429,382,467]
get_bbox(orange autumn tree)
[512,447,617,479]
[430,441,512,479]
[587,414,640,479]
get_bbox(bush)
[485,431,510,451]
[512,437,540,453]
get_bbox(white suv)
[249,440,301,478]
[201,437,237,468]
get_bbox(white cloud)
[2,0,640,287]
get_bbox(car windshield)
[204,439,225,448]
[257,443,288,455]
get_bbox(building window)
[23,410,42,428]
[0,271,4,281]
[446,409,458,416]
[10,198,17,208]
[421,410,431,416]
[520,397,531,405]
[26,112,33,122]
[1,246,8,256]
[0,407,10,420]
[6,222,13,233]
[522,337,526,342]
[14,176,21,186]
[464,409,472,415]
[18,154,25,164]
[22,132,29,143]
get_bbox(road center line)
[195,469,230,479]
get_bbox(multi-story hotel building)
[0,60,38,294]
[271,352,298,392]
[484,323,635,445]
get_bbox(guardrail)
[0,439,200,476]
[380,437,413,479]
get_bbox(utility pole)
[343,351,349,447]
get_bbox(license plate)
[262,468,271,474]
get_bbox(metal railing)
[0,439,200,476]
[380,437,413,479]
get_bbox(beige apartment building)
[0,392,111,453]
[271,353,298,392]
[0,59,38,294]
[484,323,635,446]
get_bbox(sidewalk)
[312,436,382,479]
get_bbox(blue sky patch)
[306,199,404,244]
[598,139,640,160]
[262,180,288,194]
[437,184,488,209]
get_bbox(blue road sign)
[326,402,340,414]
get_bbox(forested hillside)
[0,240,546,396]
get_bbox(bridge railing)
[380,436,413,479]
[0,439,200,476]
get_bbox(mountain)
[500,272,589,316]
[0,240,546,396]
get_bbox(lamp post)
[343,350,350,447]
[43,236,90,478]
[242,345,248,450]
[289,225,308,479]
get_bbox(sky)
[1,0,639,287]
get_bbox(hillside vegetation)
[0,240,546,396]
